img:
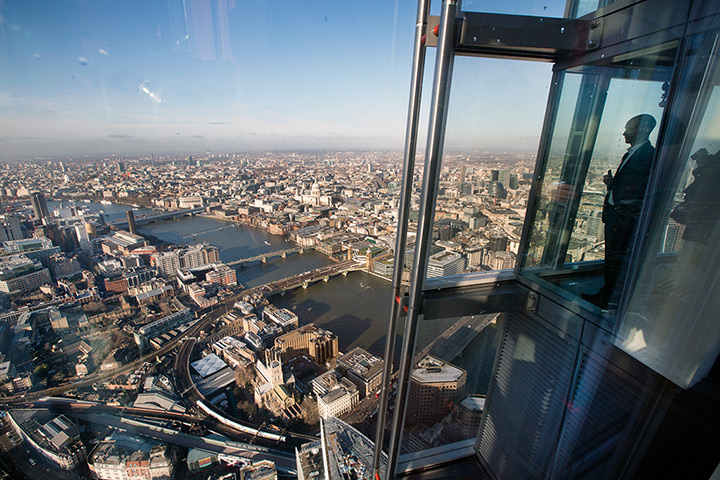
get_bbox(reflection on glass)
[618,38,720,388]
[521,45,676,313]
[399,314,502,455]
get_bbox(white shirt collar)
[626,139,650,157]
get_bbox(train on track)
[196,400,286,442]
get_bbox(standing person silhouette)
[583,114,657,309]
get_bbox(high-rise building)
[75,223,91,254]
[30,191,49,221]
[407,356,466,425]
[126,210,137,234]
[0,214,23,241]
[151,251,180,277]
[178,243,219,269]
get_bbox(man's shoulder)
[627,141,655,166]
[637,141,655,157]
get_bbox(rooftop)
[191,353,228,378]
[412,355,466,384]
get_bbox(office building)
[0,255,51,294]
[336,347,383,399]
[262,305,299,332]
[0,214,23,241]
[30,191,49,221]
[7,411,87,470]
[75,222,91,254]
[317,378,359,419]
[407,356,466,426]
[48,253,81,279]
[426,250,465,278]
[274,324,339,365]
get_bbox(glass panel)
[462,0,566,17]
[0,1,413,478]
[618,32,720,389]
[521,43,677,313]
[399,313,504,455]
[570,0,626,19]
[416,58,552,282]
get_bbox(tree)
[33,363,49,378]
[234,367,253,389]
[83,301,106,314]
[236,398,257,419]
[300,397,319,426]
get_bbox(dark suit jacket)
[602,141,655,225]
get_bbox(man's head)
[623,114,657,146]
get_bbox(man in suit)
[583,114,657,308]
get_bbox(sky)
[0,0,566,158]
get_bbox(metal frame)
[383,1,459,478]
[456,12,590,60]
[377,0,710,477]
[372,0,432,477]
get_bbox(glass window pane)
[414,58,552,282]
[617,33,720,388]
[520,43,677,313]
[462,0,566,17]
[399,313,503,455]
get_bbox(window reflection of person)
[583,114,657,309]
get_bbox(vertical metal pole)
[372,0,431,477]
[384,1,457,478]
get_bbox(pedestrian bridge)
[227,246,314,266]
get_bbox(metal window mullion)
[515,69,566,274]
[384,0,458,478]
[372,0,432,477]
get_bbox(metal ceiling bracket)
[453,11,590,61]
[586,17,603,49]
[420,281,530,320]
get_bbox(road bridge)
[245,260,364,297]
[1,262,364,405]
[413,313,499,364]
[108,207,205,228]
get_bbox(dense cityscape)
[0,149,578,479]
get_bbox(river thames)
[49,200,395,357]
[51,200,499,394]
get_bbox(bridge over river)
[108,207,205,228]
[241,259,364,297]
[226,246,314,267]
